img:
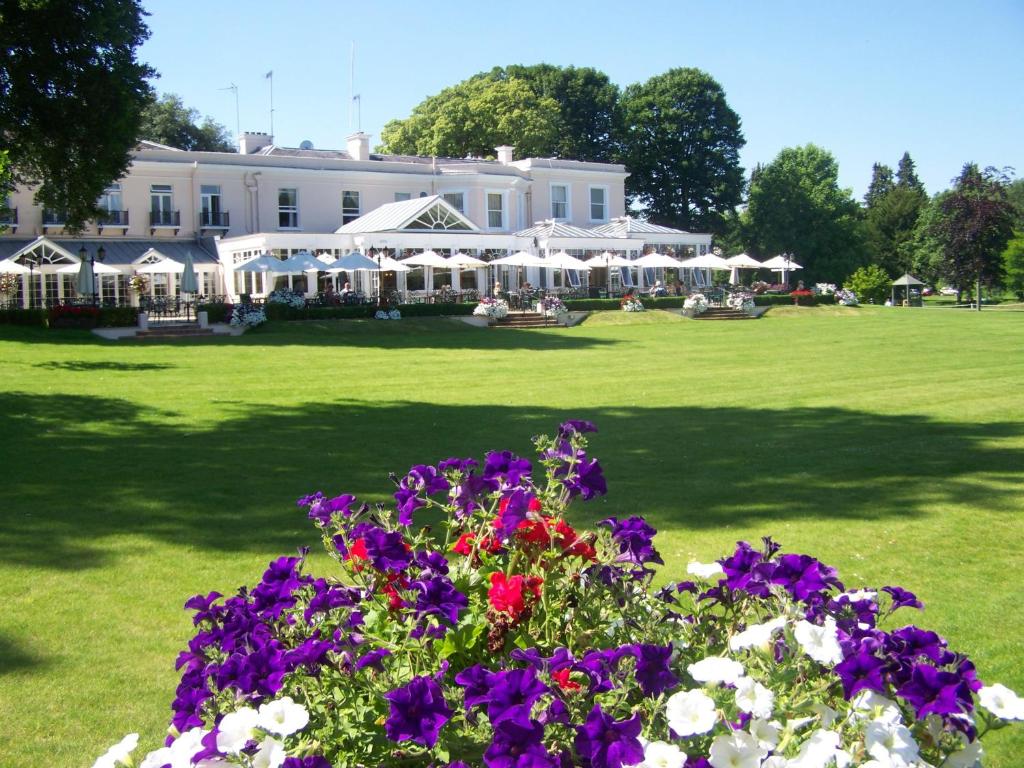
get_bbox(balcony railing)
[149,210,181,227]
[199,210,230,228]
[42,210,67,226]
[98,210,130,227]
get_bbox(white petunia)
[139,747,175,768]
[92,733,139,768]
[139,728,210,768]
[687,656,745,685]
[252,735,287,768]
[978,683,1024,720]
[687,561,724,579]
[257,696,310,737]
[787,728,841,768]
[666,689,719,737]
[748,718,780,750]
[729,617,787,652]
[707,731,765,768]
[850,690,903,724]
[734,677,775,718]
[640,740,687,768]
[793,617,843,666]
[810,702,837,728]
[833,750,852,768]
[761,758,788,768]
[865,719,920,764]
[941,739,984,768]
[841,588,877,602]
[217,706,260,753]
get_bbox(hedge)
[753,294,836,307]
[197,302,232,323]
[0,308,48,327]
[262,302,479,321]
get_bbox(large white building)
[0,132,711,307]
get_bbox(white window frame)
[441,190,468,214]
[394,192,412,202]
[550,183,570,221]
[200,185,222,214]
[278,188,299,230]
[341,190,361,224]
[588,185,609,223]
[98,183,122,213]
[485,190,506,231]
[150,184,173,215]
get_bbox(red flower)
[554,519,597,561]
[345,537,369,570]
[382,572,409,610]
[551,668,582,691]
[516,517,553,547]
[488,572,544,619]
[452,532,476,555]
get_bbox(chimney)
[347,132,371,162]
[495,145,515,164]
[238,132,273,154]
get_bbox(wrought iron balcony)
[99,210,130,226]
[149,210,181,227]
[42,210,67,226]
[199,210,230,228]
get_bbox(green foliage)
[1006,179,1024,229]
[379,75,561,159]
[0,0,154,231]
[752,294,836,306]
[97,306,139,327]
[618,68,745,233]
[197,302,231,323]
[865,185,926,276]
[138,93,235,152]
[1002,232,1024,299]
[905,191,951,287]
[744,144,866,283]
[0,308,47,326]
[564,297,684,311]
[0,149,12,231]
[896,151,926,195]
[262,303,478,321]
[846,264,892,305]
[864,163,895,207]
[929,164,1015,292]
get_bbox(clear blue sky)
[139,0,1023,199]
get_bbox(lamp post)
[78,244,106,306]
[27,259,35,309]
[377,239,387,306]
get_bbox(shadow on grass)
[0,634,48,674]
[0,320,619,352]
[34,361,176,372]
[2,393,1023,573]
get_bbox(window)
[201,185,223,225]
[487,192,505,229]
[150,184,174,225]
[589,186,608,222]
[442,192,465,213]
[98,184,122,214]
[394,192,412,202]
[342,190,360,224]
[278,188,298,228]
[551,184,568,219]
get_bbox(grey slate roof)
[0,237,219,265]
[514,221,619,240]
[591,217,692,236]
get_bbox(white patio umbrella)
[490,251,547,267]
[587,251,633,294]
[234,254,292,273]
[134,258,184,275]
[448,251,486,267]
[180,251,199,295]
[761,254,803,286]
[725,253,763,285]
[635,252,683,268]
[378,256,411,272]
[0,259,30,274]
[323,252,380,272]
[545,251,592,270]
[57,260,120,274]
[401,250,449,268]
[281,252,329,272]
[74,259,95,297]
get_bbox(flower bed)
[540,296,568,318]
[268,289,308,309]
[621,295,645,312]
[473,298,509,320]
[230,304,267,327]
[96,423,1021,768]
[374,309,402,320]
[49,304,101,329]
[684,293,709,315]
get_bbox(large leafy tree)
[1006,178,1024,228]
[1002,232,1024,300]
[0,0,154,231]
[139,93,235,152]
[490,65,620,162]
[744,144,866,283]
[865,185,926,276]
[618,68,744,233]
[928,164,1015,308]
[378,75,560,159]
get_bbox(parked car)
[940,286,959,296]
[922,287,935,296]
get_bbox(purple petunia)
[896,663,974,718]
[834,646,887,699]
[883,586,924,611]
[384,675,453,747]
[483,450,533,488]
[282,757,333,768]
[574,705,644,768]
[355,648,391,671]
[485,717,556,768]
[598,516,663,566]
[362,526,412,572]
[631,643,679,697]
[303,493,359,526]
[413,575,468,626]
[563,457,607,501]
[558,419,598,438]
[455,663,492,710]
[484,667,550,724]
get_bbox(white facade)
[0,133,712,304]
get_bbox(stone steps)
[134,324,216,339]
[493,312,555,329]
[695,307,755,320]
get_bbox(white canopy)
[635,253,683,268]
[681,254,732,270]
[448,251,486,268]
[234,255,292,273]
[544,251,592,271]
[402,250,450,268]
[281,252,329,272]
[762,255,803,271]
[588,252,634,268]
[58,260,121,275]
[0,259,31,275]
[490,251,547,267]
[725,253,763,269]
[378,256,412,272]
[324,252,380,272]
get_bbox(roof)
[1,237,218,265]
[336,195,478,234]
[515,220,616,240]
[592,216,692,236]
[892,273,924,286]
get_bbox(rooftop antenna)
[265,70,275,138]
[219,83,240,138]
[350,42,361,131]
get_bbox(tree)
[618,68,745,233]
[139,93,235,152]
[0,0,154,231]
[378,75,561,159]
[929,164,1015,309]
[896,151,926,195]
[1002,232,1024,300]
[864,163,895,207]
[865,185,926,276]
[490,65,620,162]
[1006,178,1024,229]
[744,144,866,283]
[906,191,952,289]
[846,264,891,305]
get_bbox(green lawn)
[1,307,1022,766]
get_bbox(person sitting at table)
[651,280,667,297]
[493,280,503,298]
